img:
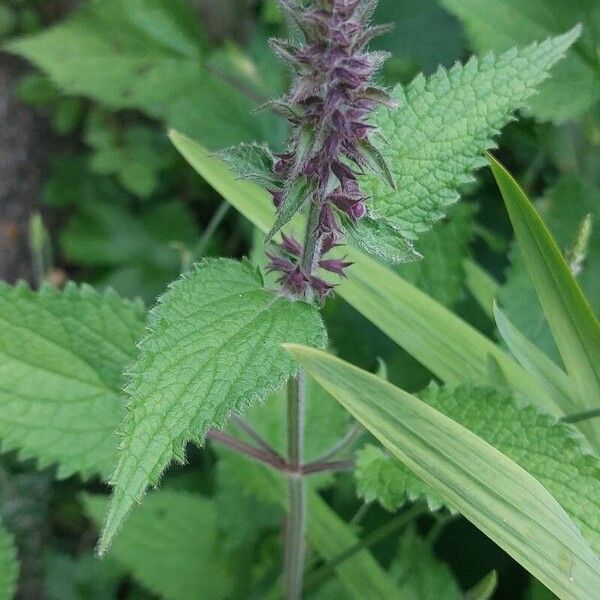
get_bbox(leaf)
[0,282,145,479]
[46,552,123,600]
[361,29,579,240]
[307,490,407,600]
[85,491,233,600]
[0,521,18,600]
[390,526,460,600]
[499,175,600,364]
[489,156,600,452]
[494,305,576,415]
[348,215,421,266]
[463,259,500,318]
[372,0,464,73]
[356,444,445,512]
[441,0,600,123]
[62,199,198,301]
[218,142,276,187]
[99,258,326,554]
[396,204,475,307]
[285,345,600,600]
[168,132,558,417]
[356,383,600,557]
[216,452,405,599]
[465,571,498,600]
[6,0,283,148]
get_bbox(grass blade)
[489,155,600,448]
[285,344,600,600]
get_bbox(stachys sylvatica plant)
[2,1,600,599]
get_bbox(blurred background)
[0,1,598,598]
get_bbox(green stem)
[561,407,600,424]
[285,373,307,600]
[192,202,231,262]
[303,502,427,594]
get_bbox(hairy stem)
[301,197,324,276]
[207,429,287,471]
[285,373,307,600]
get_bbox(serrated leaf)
[218,143,276,187]
[362,29,579,239]
[0,521,18,600]
[348,215,421,266]
[0,283,145,479]
[169,132,558,417]
[85,491,232,600]
[286,345,600,600]
[441,0,600,123]
[99,258,326,553]
[356,445,445,512]
[390,526,460,600]
[489,156,600,452]
[356,384,600,557]
[5,0,283,148]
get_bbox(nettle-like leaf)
[0,282,145,479]
[100,258,326,553]
[0,521,18,600]
[5,0,283,147]
[218,143,276,188]
[355,384,600,555]
[86,491,232,600]
[442,0,600,123]
[348,215,421,266]
[361,29,579,241]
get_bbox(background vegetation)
[0,1,598,598]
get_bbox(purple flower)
[266,0,393,299]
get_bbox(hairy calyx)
[266,0,394,300]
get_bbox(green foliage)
[86,491,233,600]
[348,216,421,266]
[397,204,475,307]
[442,0,600,123]
[169,133,552,413]
[85,113,174,199]
[6,0,284,148]
[390,526,460,599]
[286,344,600,600]
[362,29,578,242]
[356,444,445,512]
[373,0,463,74]
[0,282,145,479]
[62,199,198,301]
[355,384,600,556]
[100,259,326,553]
[500,175,600,363]
[490,156,600,452]
[0,521,18,600]
[46,552,123,600]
